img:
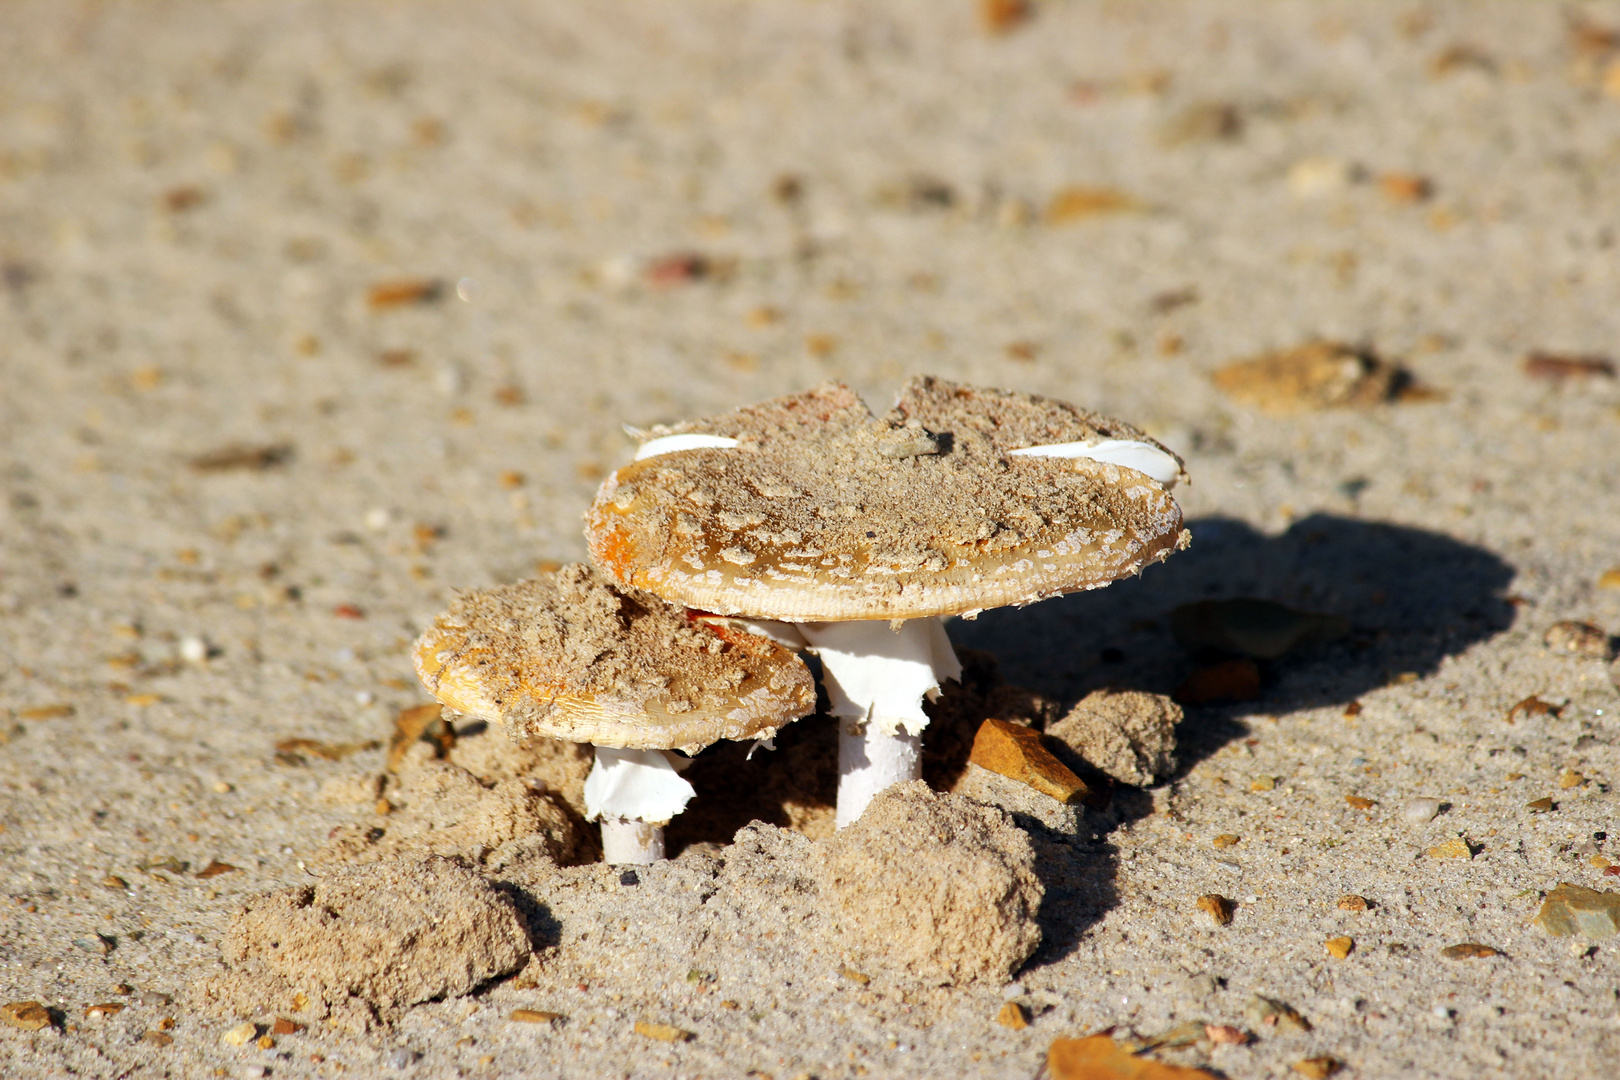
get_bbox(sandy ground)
[3,1,1620,1077]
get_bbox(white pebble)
[178,636,208,663]
[1001,982,1025,1000]
[364,507,391,531]
[1404,797,1442,824]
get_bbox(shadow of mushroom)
[949,512,1515,966]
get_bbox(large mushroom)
[586,376,1189,826]
[412,564,816,863]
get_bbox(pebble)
[1337,895,1372,912]
[1212,834,1240,849]
[178,635,209,663]
[1403,798,1441,824]
[968,718,1090,803]
[1525,797,1555,813]
[387,1047,418,1068]
[222,1022,258,1046]
[1293,1056,1343,1079]
[1324,936,1354,959]
[995,1001,1029,1030]
[1345,795,1376,810]
[140,1030,173,1047]
[1245,995,1311,1033]
[0,1001,51,1032]
[1426,838,1472,860]
[1197,894,1235,926]
[1532,883,1620,940]
[1000,982,1025,1000]
[510,1009,564,1025]
[633,1020,693,1043]
[1206,1024,1248,1045]
[1543,621,1613,661]
[1558,770,1585,790]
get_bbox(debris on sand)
[198,856,531,1026]
[1047,689,1180,787]
[1212,341,1435,413]
[812,782,1041,984]
[1533,883,1620,940]
[966,717,1091,803]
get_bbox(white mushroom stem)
[799,618,961,828]
[583,746,696,865]
[1010,438,1183,489]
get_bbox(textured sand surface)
[2,2,1619,1077]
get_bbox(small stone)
[1287,156,1352,198]
[1532,883,1620,940]
[136,991,172,1007]
[1337,895,1371,912]
[178,636,209,663]
[270,1017,304,1035]
[83,1002,124,1019]
[1324,936,1354,959]
[1599,568,1620,590]
[256,1035,275,1050]
[1212,834,1240,849]
[510,1009,563,1024]
[1044,187,1142,224]
[839,967,870,986]
[1293,1057,1343,1079]
[1403,798,1442,824]
[1244,995,1311,1033]
[1345,795,1376,810]
[213,781,233,794]
[1440,942,1502,960]
[140,1030,173,1047]
[1249,777,1276,792]
[618,870,639,887]
[222,1022,258,1046]
[1212,341,1417,413]
[1543,621,1614,660]
[1197,894,1235,926]
[387,1047,418,1068]
[1205,1024,1248,1045]
[1558,770,1585,790]
[633,1020,693,1043]
[1426,837,1472,860]
[968,718,1090,803]
[996,1001,1029,1030]
[102,875,129,890]
[1048,1034,1221,1080]
[0,1001,51,1031]
[1525,797,1555,813]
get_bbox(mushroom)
[411,564,816,863]
[586,376,1189,826]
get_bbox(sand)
[2,2,1619,1077]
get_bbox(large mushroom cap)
[586,377,1190,622]
[412,564,815,754]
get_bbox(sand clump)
[197,856,532,1026]
[811,781,1042,985]
[1047,688,1181,787]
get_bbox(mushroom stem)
[836,724,922,829]
[599,816,666,864]
[800,618,961,827]
[583,746,695,864]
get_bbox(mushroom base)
[600,816,665,864]
[836,723,922,828]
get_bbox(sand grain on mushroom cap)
[587,378,1189,622]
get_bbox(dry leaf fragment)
[1525,797,1555,813]
[1523,353,1616,382]
[1345,795,1376,810]
[1196,894,1235,926]
[1045,187,1142,224]
[273,738,381,763]
[1506,696,1562,723]
[1048,1034,1222,1080]
[1244,995,1311,1032]
[1204,1024,1248,1045]
[386,703,453,772]
[189,444,293,472]
[1440,942,1501,960]
[1324,936,1354,959]
[1293,1058,1343,1080]
[510,1009,564,1024]
[968,718,1091,804]
[18,704,73,720]
[633,1020,692,1043]
[367,279,442,309]
[195,860,239,879]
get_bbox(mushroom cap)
[412,564,816,754]
[586,376,1190,622]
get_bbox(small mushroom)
[587,377,1189,826]
[412,564,815,863]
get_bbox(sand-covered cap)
[412,564,815,755]
[586,377,1190,622]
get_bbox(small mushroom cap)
[586,377,1189,622]
[412,564,815,754]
